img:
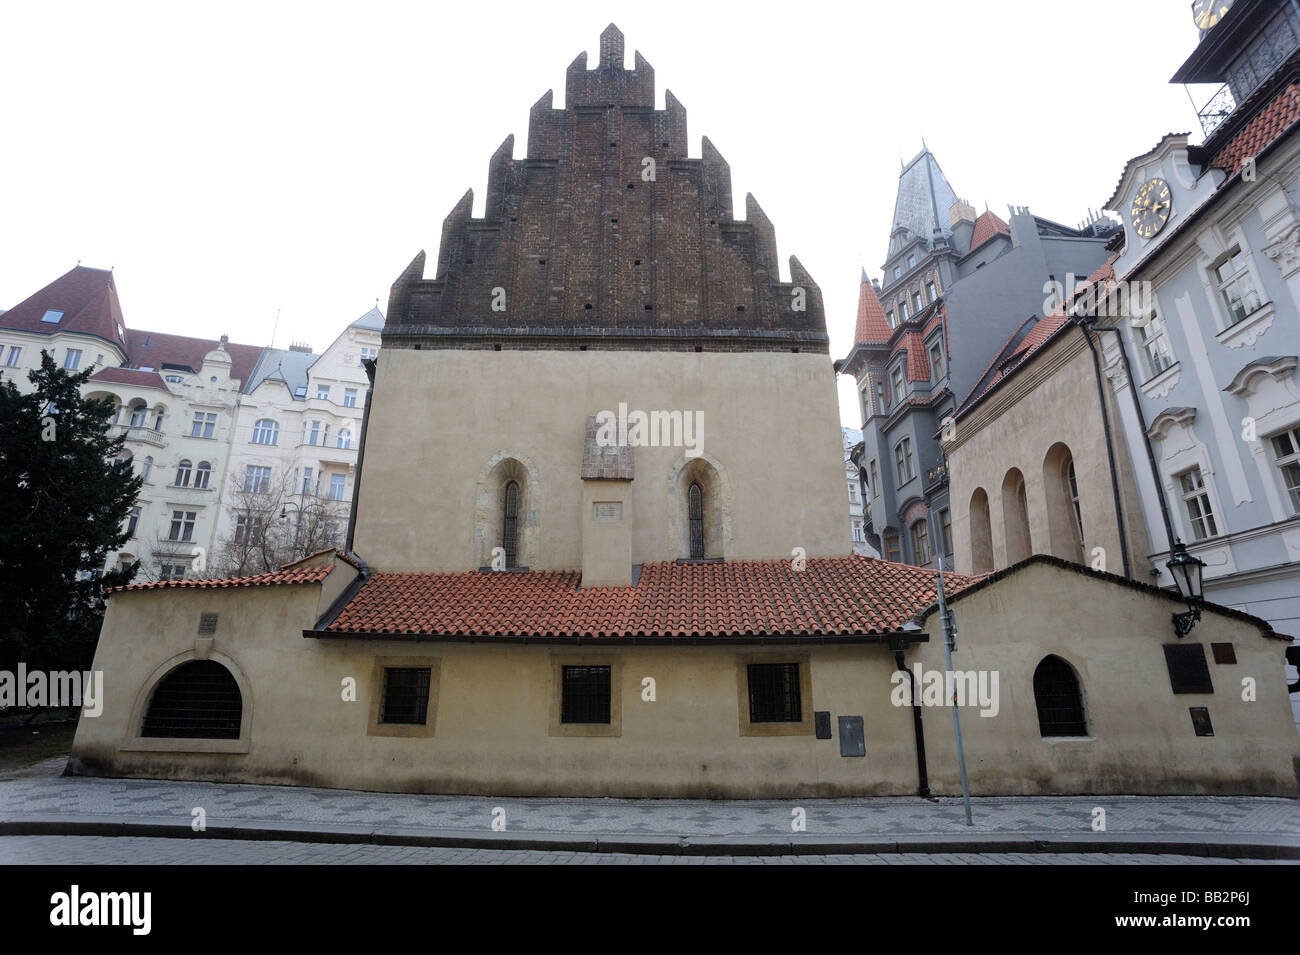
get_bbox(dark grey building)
[838,148,1117,566]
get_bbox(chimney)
[289,341,313,354]
[579,414,634,588]
[949,198,977,227]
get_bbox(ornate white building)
[0,266,382,581]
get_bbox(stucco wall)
[352,348,852,572]
[946,328,1151,579]
[71,559,1298,798]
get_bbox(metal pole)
[932,505,973,825]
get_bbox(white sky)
[0,1,1212,426]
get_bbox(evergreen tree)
[0,351,142,672]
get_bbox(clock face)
[1191,0,1233,30]
[1131,178,1172,240]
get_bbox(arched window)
[1033,655,1087,737]
[910,518,930,565]
[251,419,279,445]
[1001,468,1031,565]
[141,660,242,739]
[141,456,153,482]
[128,402,147,428]
[194,461,212,489]
[688,482,705,559]
[1043,443,1084,563]
[969,488,993,574]
[337,429,352,449]
[175,459,192,487]
[152,408,164,430]
[114,449,133,466]
[502,481,520,568]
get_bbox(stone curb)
[2,818,1298,859]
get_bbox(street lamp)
[1166,539,1206,637]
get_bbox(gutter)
[344,357,377,553]
[894,647,930,798]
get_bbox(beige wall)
[72,557,1299,797]
[944,328,1151,578]
[352,349,852,572]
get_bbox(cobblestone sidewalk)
[0,759,1296,851]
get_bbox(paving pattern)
[1,762,1296,845]
[2,836,1294,865]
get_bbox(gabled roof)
[319,556,984,639]
[967,211,1010,254]
[853,271,892,345]
[125,329,263,385]
[0,266,128,351]
[244,346,316,397]
[350,306,385,332]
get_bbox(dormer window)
[907,254,916,268]
[892,266,901,280]
[899,302,910,322]
[890,365,906,404]
[40,309,64,324]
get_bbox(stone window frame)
[736,651,814,737]
[367,656,441,739]
[548,652,622,738]
[121,649,253,755]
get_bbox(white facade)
[214,309,383,569]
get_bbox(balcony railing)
[112,424,167,448]
[925,462,948,490]
[1196,83,1236,137]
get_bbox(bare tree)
[210,469,348,578]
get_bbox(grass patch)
[0,709,79,771]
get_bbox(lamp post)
[1166,539,1206,637]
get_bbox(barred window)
[747,662,802,723]
[142,661,242,739]
[502,481,520,568]
[380,667,432,725]
[561,665,611,724]
[1033,655,1087,736]
[688,482,704,559]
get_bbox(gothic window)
[1033,656,1087,737]
[503,481,520,568]
[688,482,705,559]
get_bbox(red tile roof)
[0,266,128,351]
[897,331,930,382]
[967,211,1010,254]
[853,273,892,345]
[323,557,982,638]
[283,547,365,572]
[1210,82,1300,173]
[113,563,334,593]
[89,367,168,389]
[125,329,263,386]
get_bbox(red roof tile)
[853,274,892,345]
[324,557,982,638]
[89,367,168,389]
[0,266,128,351]
[1210,82,1300,173]
[967,211,1010,254]
[895,331,930,382]
[125,329,263,386]
[113,564,333,593]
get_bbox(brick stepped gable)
[386,24,827,353]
